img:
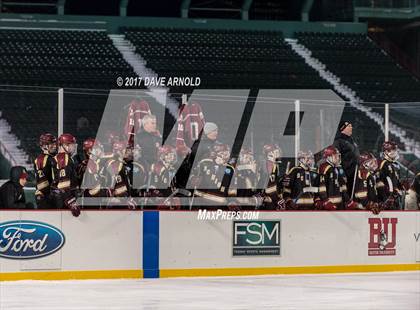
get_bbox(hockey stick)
[350,164,358,201]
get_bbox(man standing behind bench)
[333,121,360,193]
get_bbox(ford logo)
[0,221,65,259]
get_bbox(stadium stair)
[286,38,420,161]
[108,34,179,117]
[0,112,31,170]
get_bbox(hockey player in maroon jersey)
[51,133,81,217]
[353,152,382,214]
[377,141,404,209]
[105,140,136,209]
[317,146,356,210]
[148,145,180,210]
[283,151,319,210]
[97,131,120,184]
[34,133,57,208]
[257,144,285,210]
[229,147,260,210]
[192,144,233,209]
[77,138,104,202]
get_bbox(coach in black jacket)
[0,166,33,209]
[333,121,360,192]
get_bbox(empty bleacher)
[123,27,331,92]
[0,29,135,162]
[296,32,420,104]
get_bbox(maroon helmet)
[106,131,120,145]
[158,145,177,165]
[58,133,76,145]
[359,152,378,172]
[323,146,341,166]
[112,140,126,152]
[39,133,57,154]
[39,133,56,147]
[298,150,314,169]
[382,141,399,161]
[263,144,281,162]
[212,144,230,165]
[239,147,254,165]
[83,138,96,153]
[83,138,102,158]
[58,133,77,155]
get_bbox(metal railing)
[354,0,420,8]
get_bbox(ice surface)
[0,272,419,310]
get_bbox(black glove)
[65,197,81,217]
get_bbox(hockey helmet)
[58,133,77,155]
[263,144,282,162]
[323,146,341,167]
[213,144,230,165]
[382,141,399,161]
[239,147,254,165]
[298,150,315,169]
[39,133,57,154]
[83,138,102,158]
[158,145,177,166]
[359,152,378,172]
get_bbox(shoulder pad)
[54,153,69,169]
[133,162,145,173]
[359,169,369,180]
[86,160,99,174]
[379,159,387,170]
[107,159,123,173]
[288,166,301,175]
[152,163,165,175]
[199,158,213,165]
[35,154,48,170]
[319,162,331,175]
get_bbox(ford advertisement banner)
[0,221,65,259]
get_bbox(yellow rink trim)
[0,269,143,281]
[160,263,420,278]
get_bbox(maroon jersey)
[377,159,403,202]
[52,152,79,193]
[354,169,378,207]
[149,162,176,195]
[34,153,55,198]
[106,158,130,197]
[192,158,231,207]
[283,165,319,210]
[77,158,103,198]
[257,161,283,207]
[231,164,259,196]
[318,162,349,209]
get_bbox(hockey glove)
[65,197,80,217]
